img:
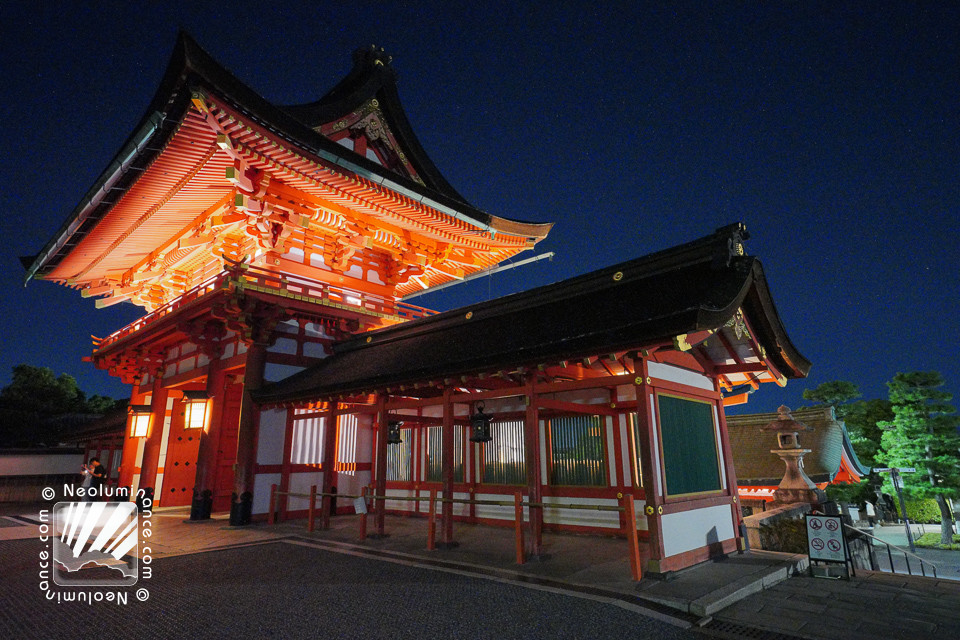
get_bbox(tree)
[877,371,960,546]
[0,364,121,447]
[842,398,893,469]
[802,380,861,418]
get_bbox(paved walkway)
[2,503,959,639]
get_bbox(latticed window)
[548,415,607,486]
[481,420,526,485]
[290,415,325,465]
[426,426,464,482]
[386,427,412,482]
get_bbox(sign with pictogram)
[805,514,846,563]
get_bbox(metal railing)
[268,484,644,581]
[93,262,436,350]
[845,524,939,578]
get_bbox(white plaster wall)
[647,362,714,391]
[263,363,305,383]
[661,504,736,558]
[257,409,287,465]
[543,496,621,529]
[288,471,324,511]
[0,453,84,475]
[473,493,527,523]
[549,388,608,405]
[385,487,417,512]
[253,473,282,515]
[269,337,299,355]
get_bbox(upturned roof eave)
[25,33,553,282]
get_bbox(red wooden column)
[138,375,168,503]
[440,387,456,547]
[229,342,267,526]
[320,401,340,529]
[633,356,666,573]
[373,393,389,537]
[190,356,226,520]
[714,384,745,549]
[278,409,296,521]
[524,375,544,557]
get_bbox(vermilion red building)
[26,35,811,575]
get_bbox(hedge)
[892,498,944,523]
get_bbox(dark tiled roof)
[726,406,868,486]
[24,33,551,282]
[254,223,811,405]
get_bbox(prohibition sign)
[811,538,825,550]
[827,539,841,552]
[825,519,839,532]
[809,518,823,530]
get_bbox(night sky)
[2,3,958,414]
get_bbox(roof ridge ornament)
[354,44,393,69]
[712,222,750,269]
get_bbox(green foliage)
[759,517,809,554]
[842,398,892,468]
[915,532,960,550]
[825,480,874,507]
[802,381,861,416]
[877,371,960,505]
[891,498,944,524]
[0,364,121,447]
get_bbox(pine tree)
[878,371,960,546]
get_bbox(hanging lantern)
[182,390,211,430]
[469,402,492,443]
[387,421,403,445]
[128,405,152,438]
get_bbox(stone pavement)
[2,503,959,639]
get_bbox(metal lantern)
[469,402,492,443]
[182,390,210,430]
[387,421,403,445]
[128,405,153,438]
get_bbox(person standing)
[80,463,94,501]
[88,457,107,500]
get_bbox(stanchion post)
[622,494,642,581]
[514,491,525,565]
[268,484,278,525]
[359,486,368,541]
[307,485,317,532]
[427,489,437,551]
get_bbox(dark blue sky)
[2,3,958,414]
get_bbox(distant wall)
[0,449,84,503]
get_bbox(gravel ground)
[0,538,697,640]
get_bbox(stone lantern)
[762,406,825,505]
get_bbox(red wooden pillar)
[524,376,544,557]
[190,356,226,520]
[714,384,745,549]
[278,408,296,521]
[320,401,340,529]
[230,342,267,526]
[373,393,389,537]
[440,387,455,547]
[633,356,666,572]
[138,375,169,501]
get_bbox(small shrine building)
[24,35,812,574]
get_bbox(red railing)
[93,263,436,351]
